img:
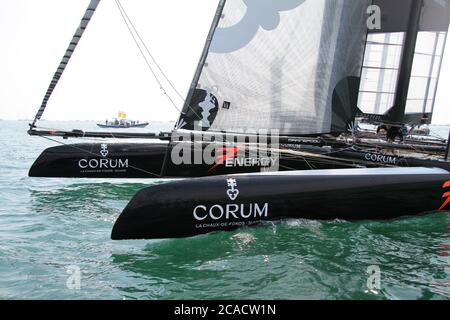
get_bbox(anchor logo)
[439,181,450,211]
[100,144,109,158]
[226,178,239,201]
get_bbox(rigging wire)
[113,0,206,127]
[113,0,180,114]
[35,130,399,179]
[115,0,185,103]
[39,135,162,178]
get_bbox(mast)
[387,0,423,124]
[178,0,227,123]
[30,0,101,128]
[446,131,450,162]
[162,0,226,177]
[430,32,448,120]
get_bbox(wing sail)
[358,0,450,125]
[178,0,371,135]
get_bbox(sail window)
[406,31,447,114]
[358,32,405,114]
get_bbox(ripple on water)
[0,121,449,299]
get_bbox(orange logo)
[439,181,450,211]
[208,147,239,173]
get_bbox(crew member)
[377,124,388,134]
[386,126,404,143]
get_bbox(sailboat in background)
[96,111,149,129]
[25,0,450,239]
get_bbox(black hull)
[111,168,450,240]
[29,142,450,178]
[28,143,357,179]
[29,143,169,178]
[333,149,450,171]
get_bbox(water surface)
[0,121,448,300]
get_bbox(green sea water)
[0,120,449,300]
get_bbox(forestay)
[31,0,101,127]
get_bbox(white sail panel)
[406,31,448,117]
[358,33,405,115]
[181,0,370,135]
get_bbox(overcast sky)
[0,0,449,124]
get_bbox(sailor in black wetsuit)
[377,125,388,135]
[386,126,404,143]
[377,125,404,143]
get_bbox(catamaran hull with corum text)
[28,141,450,178]
[111,167,450,240]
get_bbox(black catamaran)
[29,0,450,179]
[112,167,450,239]
[27,0,450,239]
